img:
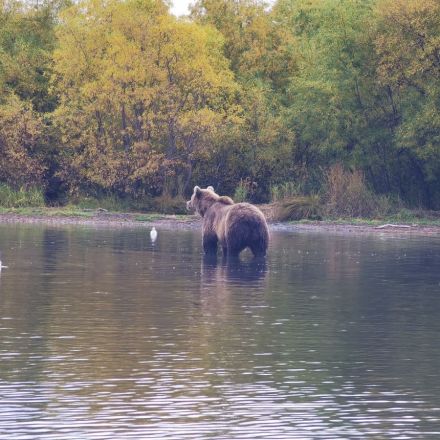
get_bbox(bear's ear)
[207,185,214,192]
[193,185,202,197]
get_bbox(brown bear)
[186,185,269,257]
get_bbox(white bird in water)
[0,260,8,270]
[150,227,158,242]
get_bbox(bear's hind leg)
[225,228,248,257]
[203,234,218,255]
[250,243,266,258]
[226,241,247,258]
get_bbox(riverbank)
[1,206,440,236]
[0,207,199,229]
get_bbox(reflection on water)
[0,224,440,439]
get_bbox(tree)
[0,0,57,112]
[52,0,240,197]
[190,0,298,201]
[192,0,296,90]
[375,0,440,207]
[273,0,410,195]
[0,94,47,188]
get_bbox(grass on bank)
[0,206,96,218]
[2,201,440,228]
[0,184,45,208]
[0,180,440,227]
[0,205,177,221]
[0,184,188,219]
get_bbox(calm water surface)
[0,223,440,439]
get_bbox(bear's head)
[186,185,233,217]
[186,186,216,217]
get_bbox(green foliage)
[153,195,187,215]
[49,207,95,218]
[270,182,301,202]
[233,178,252,202]
[134,213,165,222]
[0,0,57,112]
[389,208,440,225]
[0,183,45,207]
[72,195,154,213]
[375,0,440,207]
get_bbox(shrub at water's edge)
[269,165,399,222]
[322,164,390,219]
[270,196,322,222]
[0,165,436,223]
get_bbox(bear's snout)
[186,200,192,211]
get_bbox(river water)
[0,223,439,439]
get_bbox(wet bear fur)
[186,186,269,257]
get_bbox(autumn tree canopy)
[52,0,241,197]
[0,0,439,208]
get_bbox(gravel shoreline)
[0,212,439,236]
[0,212,201,229]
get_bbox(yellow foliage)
[192,0,297,86]
[375,0,440,90]
[0,95,46,189]
[52,0,240,196]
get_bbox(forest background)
[0,0,439,219]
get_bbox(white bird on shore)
[150,227,158,242]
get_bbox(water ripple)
[0,226,439,438]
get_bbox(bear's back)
[224,202,266,225]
